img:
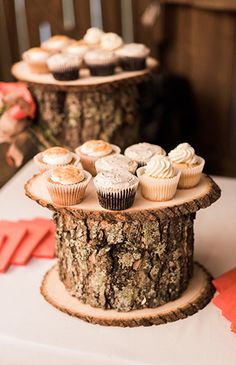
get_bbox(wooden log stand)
[12,59,158,151]
[25,173,220,327]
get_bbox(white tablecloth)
[0,161,235,365]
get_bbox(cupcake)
[64,42,89,59]
[83,27,104,46]
[94,170,139,210]
[34,146,81,172]
[47,53,81,81]
[84,49,117,76]
[45,165,91,206]
[168,143,205,188]
[75,140,121,176]
[41,35,72,53]
[124,142,166,167]
[95,154,138,175]
[137,155,180,201]
[22,47,50,74]
[115,43,150,71]
[100,32,123,51]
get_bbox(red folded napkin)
[212,267,236,293]
[11,220,50,265]
[0,222,27,273]
[0,234,6,250]
[32,229,55,259]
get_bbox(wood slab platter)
[41,262,214,327]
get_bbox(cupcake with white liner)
[47,53,81,81]
[34,147,81,172]
[22,47,50,74]
[124,142,166,167]
[95,154,138,175]
[100,32,123,51]
[83,27,104,46]
[94,170,139,210]
[41,35,72,53]
[75,140,120,176]
[168,143,205,188]
[137,154,180,201]
[84,49,117,76]
[115,43,150,71]
[45,165,91,206]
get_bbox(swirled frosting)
[100,32,123,51]
[168,143,198,165]
[145,155,175,178]
[65,43,89,57]
[94,170,138,189]
[22,47,50,62]
[80,140,113,157]
[115,43,150,58]
[42,147,73,165]
[83,27,104,46]
[41,35,71,52]
[50,165,84,185]
[95,154,137,173]
[47,53,81,70]
[124,143,166,164]
[84,49,117,65]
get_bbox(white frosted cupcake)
[83,27,104,46]
[47,53,81,81]
[168,143,205,188]
[84,49,117,76]
[124,142,166,167]
[100,32,123,51]
[64,42,89,59]
[137,155,180,201]
[94,170,139,210]
[75,140,120,176]
[34,147,81,172]
[22,47,50,74]
[115,43,150,71]
[45,165,91,205]
[95,154,138,175]
[41,35,72,53]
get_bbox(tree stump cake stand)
[12,59,158,151]
[25,173,220,327]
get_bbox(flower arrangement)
[0,82,36,166]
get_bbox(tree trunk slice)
[41,262,215,327]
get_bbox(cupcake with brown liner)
[22,47,50,74]
[64,42,89,67]
[95,154,138,175]
[41,35,72,53]
[124,142,166,167]
[94,170,139,210]
[47,53,81,81]
[75,140,120,176]
[137,155,180,202]
[83,27,104,47]
[100,32,123,51]
[115,43,150,71]
[34,146,81,172]
[168,143,205,188]
[84,49,117,76]
[45,165,91,206]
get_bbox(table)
[0,161,235,365]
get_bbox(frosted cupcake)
[95,154,138,175]
[41,35,72,53]
[34,147,81,172]
[168,143,205,188]
[124,142,166,167]
[45,165,91,206]
[94,170,139,210]
[137,155,180,201]
[83,27,104,46]
[47,53,81,81]
[22,47,50,74]
[100,32,123,51]
[75,140,121,176]
[64,42,89,59]
[84,49,117,76]
[115,43,150,71]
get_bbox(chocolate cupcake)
[47,53,81,81]
[45,165,91,206]
[22,47,50,74]
[124,142,166,167]
[95,154,138,175]
[84,49,117,76]
[94,170,139,210]
[75,140,120,176]
[34,147,81,172]
[41,35,72,53]
[115,43,150,71]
